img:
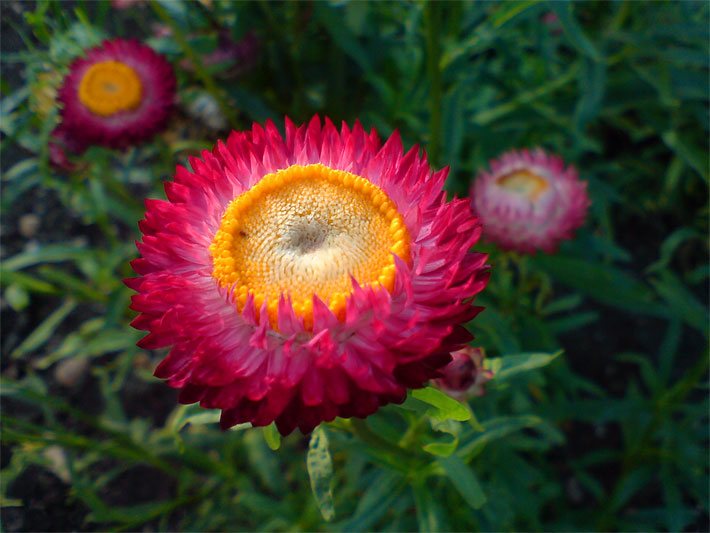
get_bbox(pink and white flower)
[470,148,590,254]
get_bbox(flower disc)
[58,39,176,148]
[77,61,143,117]
[210,164,408,326]
[470,148,590,254]
[129,117,490,435]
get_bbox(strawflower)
[57,39,176,149]
[128,117,489,435]
[434,346,493,400]
[470,148,590,254]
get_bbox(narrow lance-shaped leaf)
[411,387,472,422]
[487,351,563,382]
[437,455,487,509]
[262,423,281,451]
[307,426,335,522]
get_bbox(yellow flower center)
[210,164,410,328]
[78,61,143,117]
[496,170,549,201]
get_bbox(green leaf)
[168,404,222,433]
[0,87,29,116]
[423,419,461,457]
[489,351,563,382]
[244,430,281,492]
[226,87,280,123]
[4,283,29,311]
[489,0,542,28]
[662,130,709,182]
[646,227,703,274]
[262,423,281,451]
[548,311,600,334]
[313,3,373,75]
[610,465,656,512]
[3,158,38,182]
[422,438,458,457]
[442,83,467,176]
[412,479,444,532]
[548,2,602,61]
[458,416,543,461]
[436,455,486,509]
[411,387,471,422]
[541,293,583,315]
[0,270,57,295]
[532,255,666,317]
[11,299,77,358]
[574,56,607,131]
[307,426,335,522]
[2,244,90,271]
[340,471,405,531]
[651,271,708,335]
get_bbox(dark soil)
[2,466,90,532]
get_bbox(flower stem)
[151,2,238,127]
[349,418,404,457]
[425,2,443,167]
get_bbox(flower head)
[57,39,176,149]
[434,346,493,400]
[470,148,590,254]
[128,117,489,435]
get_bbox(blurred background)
[1,1,708,531]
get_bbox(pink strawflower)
[57,39,176,149]
[434,346,493,400]
[128,116,490,435]
[470,148,590,254]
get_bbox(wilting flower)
[470,148,589,254]
[57,39,176,149]
[128,117,489,435]
[434,346,493,400]
[30,70,63,121]
[180,31,260,78]
[111,0,145,9]
[49,126,88,172]
[185,91,227,131]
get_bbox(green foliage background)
[1,1,708,531]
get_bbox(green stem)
[350,418,405,457]
[151,2,238,127]
[398,415,428,450]
[425,2,443,167]
[596,353,709,529]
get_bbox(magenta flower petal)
[470,148,590,254]
[129,117,490,435]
